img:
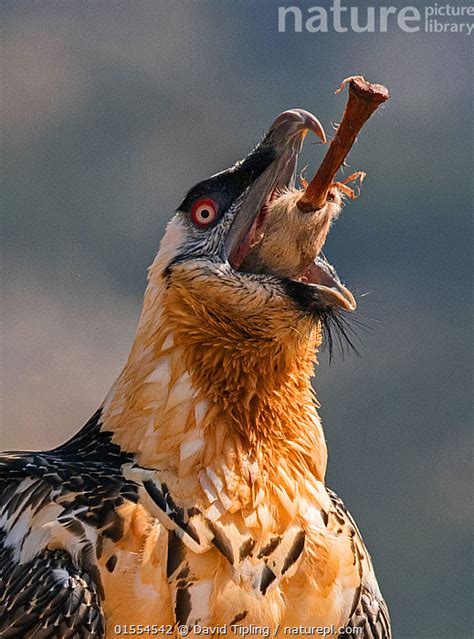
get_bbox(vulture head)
[145,110,356,382]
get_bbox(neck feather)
[101,275,328,512]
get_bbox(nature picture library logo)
[278,2,474,35]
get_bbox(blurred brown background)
[2,1,472,637]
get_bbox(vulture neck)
[102,276,328,501]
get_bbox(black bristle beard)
[282,277,363,361]
[320,305,378,362]
[320,307,360,362]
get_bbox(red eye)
[191,198,218,227]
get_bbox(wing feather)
[327,489,392,639]
[0,535,104,638]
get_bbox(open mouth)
[227,188,277,272]
[227,109,356,313]
[229,189,356,312]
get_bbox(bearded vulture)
[1,109,391,638]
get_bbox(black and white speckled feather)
[0,410,138,637]
[327,490,392,639]
[0,532,104,638]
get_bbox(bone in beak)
[297,76,390,213]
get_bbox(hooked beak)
[224,109,326,268]
[223,109,356,314]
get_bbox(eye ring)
[191,198,219,227]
